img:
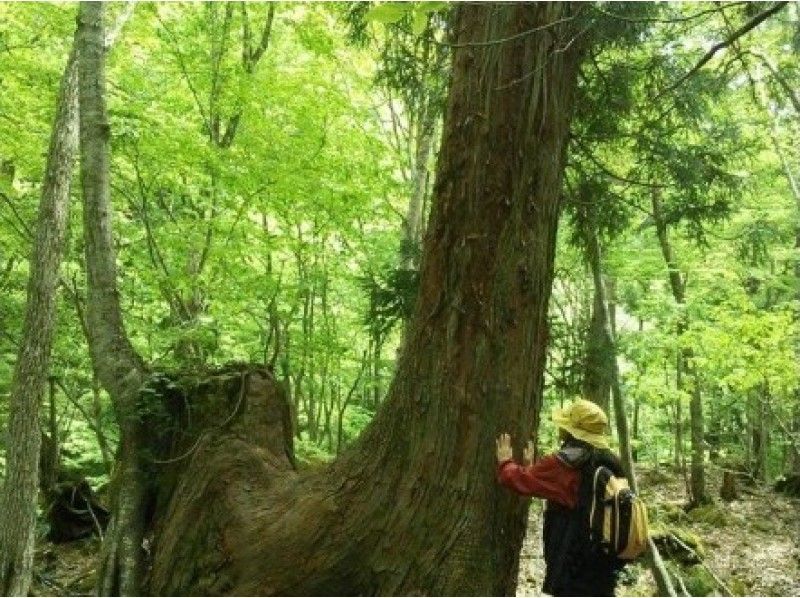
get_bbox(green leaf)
[416,1,448,12]
[365,3,409,25]
[411,11,428,36]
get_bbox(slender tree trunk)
[737,49,800,479]
[0,38,79,597]
[690,372,706,501]
[607,276,617,338]
[146,5,585,594]
[163,5,274,366]
[404,107,435,263]
[750,393,762,480]
[40,376,61,494]
[674,368,683,469]
[762,388,770,483]
[579,207,675,597]
[791,407,800,474]
[580,211,634,478]
[751,382,771,483]
[652,189,705,503]
[707,396,720,462]
[91,374,114,472]
[776,107,800,478]
[583,292,612,414]
[632,395,640,461]
[77,4,148,594]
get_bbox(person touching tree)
[497,399,627,597]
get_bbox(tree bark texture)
[0,41,79,597]
[77,3,148,594]
[144,4,585,595]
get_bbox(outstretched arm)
[495,434,578,508]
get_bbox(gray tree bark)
[0,39,79,597]
[77,3,148,594]
[403,103,437,268]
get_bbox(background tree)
[0,23,79,597]
[78,3,149,593]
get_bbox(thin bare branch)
[442,14,579,48]
[592,2,749,25]
[657,2,788,98]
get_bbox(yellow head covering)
[551,399,610,449]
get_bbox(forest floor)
[28,464,800,596]
[517,464,800,597]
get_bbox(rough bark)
[0,40,79,597]
[77,3,148,594]
[145,4,585,595]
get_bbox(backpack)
[586,464,649,560]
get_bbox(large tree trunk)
[144,4,585,595]
[0,39,79,597]
[77,4,148,594]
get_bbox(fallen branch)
[668,533,735,597]
[674,570,691,597]
[647,537,679,597]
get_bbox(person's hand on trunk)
[496,433,513,463]
[523,440,534,466]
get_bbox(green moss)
[750,518,774,533]
[683,565,717,597]
[687,502,730,527]
[661,502,686,524]
[650,526,705,564]
[674,527,706,559]
[728,575,751,596]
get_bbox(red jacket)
[497,454,579,509]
